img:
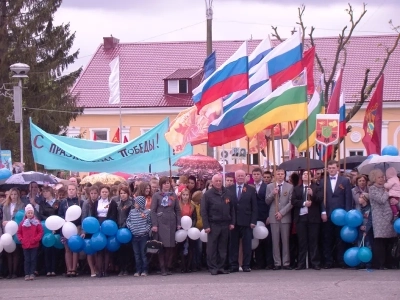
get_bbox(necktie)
[304,185,308,202]
[278,184,282,197]
[238,185,242,199]
[330,177,336,180]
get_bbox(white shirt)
[300,185,309,216]
[10,202,16,217]
[254,181,262,193]
[330,174,338,192]
[97,198,110,217]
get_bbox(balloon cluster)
[331,208,372,267]
[251,221,269,250]
[0,210,28,253]
[175,216,207,243]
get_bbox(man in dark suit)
[291,171,322,270]
[252,167,274,270]
[318,160,352,268]
[228,169,258,272]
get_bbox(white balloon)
[181,216,192,231]
[256,221,266,227]
[187,227,201,240]
[251,238,260,250]
[175,229,188,243]
[4,240,16,253]
[0,233,13,246]
[0,240,3,253]
[65,205,82,222]
[45,215,65,231]
[253,226,269,240]
[200,229,208,243]
[5,221,18,236]
[62,221,78,239]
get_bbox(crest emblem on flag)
[315,114,340,146]
[365,102,378,137]
[292,70,306,86]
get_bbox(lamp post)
[10,63,30,165]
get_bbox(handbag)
[146,232,163,254]
[391,236,400,259]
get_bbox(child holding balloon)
[17,204,43,281]
[358,193,373,268]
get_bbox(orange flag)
[112,128,120,143]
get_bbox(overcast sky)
[55,0,399,73]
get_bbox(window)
[168,79,188,94]
[90,128,109,141]
[349,150,364,156]
[252,154,259,165]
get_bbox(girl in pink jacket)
[384,167,400,221]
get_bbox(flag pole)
[305,118,311,200]
[324,145,328,207]
[247,138,250,174]
[271,129,278,212]
[266,137,271,171]
[343,138,347,171]
[119,103,123,143]
[222,145,226,186]
[279,124,285,162]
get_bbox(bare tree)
[271,3,400,158]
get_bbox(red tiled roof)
[72,35,400,108]
[164,68,202,79]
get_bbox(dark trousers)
[132,235,149,273]
[254,223,274,268]
[23,248,38,276]
[322,219,345,266]
[158,247,174,272]
[118,243,132,272]
[44,247,56,273]
[296,215,320,268]
[229,225,252,269]
[373,237,395,269]
[179,238,195,272]
[207,223,229,272]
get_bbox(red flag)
[303,47,315,95]
[93,132,97,141]
[123,135,128,143]
[112,128,120,143]
[362,75,383,155]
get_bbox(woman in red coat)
[17,204,43,281]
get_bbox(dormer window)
[168,79,188,94]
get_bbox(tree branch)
[309,26,326,84]
[296,4,306,45]
[271,26,283,42]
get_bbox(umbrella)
[5,171,58,185]
[224,164,260,173]
[80,172,127,185]
[278,157,324,171]
[357,155,400,175]
[339,156,367,170]
[89,171,132,180]
[173,154,222,172]
[177,167,217,180]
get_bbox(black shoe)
[313,266,321,270]
[340,264,348,269]
[242,268,251,272]
[161,272,168,276]
[229,268,239,273]
[323,264,332,269]
[96,273,103,278]
[218,269,229,274]
[295,266,306,270]
[283,266,292,270]
[273,266,281,270]
[210,270,218,275]
[265,265,274,270]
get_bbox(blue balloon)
[14,210,25,224]
[357,247,372,263]
[340,225,358,243]
[331,208,347,226]
[42,233,56,247]
[345,210,363,228]
[0,168,12,180]
[67,235,84,253]
[106,236,121,252]
[13,234,21,245]
[82,217,100,234]
[344,247,361,267]
[394,219,400,234]
[54,234,64,249]
[382,145,399,156]
[101,220,118,236]
[116,228,132,244]
[41,221,52,234]
[91,232,107,251]
[83,239,96,255]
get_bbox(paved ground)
[0,269,399,300]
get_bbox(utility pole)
[205,0,214,158]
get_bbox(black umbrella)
[4,171,58,185]
[278,157,324,171]
[339,156,367,170]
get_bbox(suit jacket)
[228,184,258,227]
[91,199,118,223]
[254,182,269,221]
[317,174,352,217]
[291,183,321,223]
[265,182,293,224]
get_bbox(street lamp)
[10,63,30,165]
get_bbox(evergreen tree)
[0,0,82,170]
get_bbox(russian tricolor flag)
[252,31,303,90]
[208,66,272,147]
[222,37,272,112]
[192,42,248,111]
[339,92,346,138]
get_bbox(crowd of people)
[0,160,399,280]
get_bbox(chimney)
[103,36,119,50]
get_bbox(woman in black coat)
[91,185,118,277]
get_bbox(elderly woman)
[369,169,398,269]
[352,175,369,210]
[151,176,181,276]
